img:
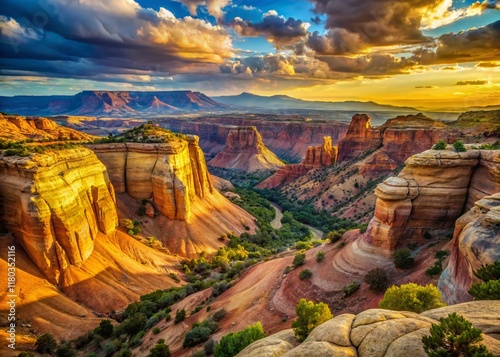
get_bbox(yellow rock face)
[89,136,214,221]
[0,148,118,283]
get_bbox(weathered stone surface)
[210,174,234,191]
[338,114,382,162]
[145,202,155,218]
[306,314,355,347]
[238,302,500,357]
[209,126,285,172]
[303,136,337,167]
[438,193,500,304]
[0,148,118,283]
[89,136,214,221]
[235,329,299,357]
[367,149,499,251]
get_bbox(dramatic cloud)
[455,80,489,85]
[415,85,437,88]
[228,11,309,47]
[476,61,500,68]
[0,0,233,81]
[174,0,231,18]
[307,0,497,54]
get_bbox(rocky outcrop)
[439,193,500,304]
[303,136,337,167]
[337,114,382,162]
[208,127,285,172]
[0,114,94,141]
[0,148,118,283]
[366,148,500,251]
[89,136,213,221]
[237,301,500,357]
[257,136,337,189]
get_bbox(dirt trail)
[270,203,323,239]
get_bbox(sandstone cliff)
[366,148,499,251]
[438,193,500,304]
[208,126,285,172]
[0,114,94,141]
[237,301,500,357]
[0,148,118,283]
[257,136,337,189]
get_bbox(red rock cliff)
[208,126,285,172]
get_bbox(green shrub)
[434,250,449,261]
[474,261,500,282]
[174,309,186,324]
[426,261,442,277]
[97,319,113,338]
[432,140,447,150]
[469,280,500,300]
[452,140,467,152]
[343,281,361,297]
[379,283,446,313]
[212,309,227,322]
[153,327,160,334]
[364,268,388,293]
[299,269,312,280]
[316,251,325,262]
[292,253,306,269]
[422,313,493,356]
[295,241,313,250]
[393,249,414,269]
[211,280,230,298]
[56,344,76,357]
[148,341,171,357]
[35,333,57,354]
[137,205,146,216]
[103,342,117,357]
[18,352,35,357]
[204,339,215,355]
[292,299,332,342]
[117,349,132,357]
[182,326,212,348]
[214,322,265,357]
[327,231,342,243]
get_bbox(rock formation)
[89,136,213,221]
[257,136,337,189]
[208,126,285,172]
[367,148,499,251]
[0,148,118,283]
[237,301,500,357]
[439,193,500,304]
[337,114,382,162]
[0,114,94,141]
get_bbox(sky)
[0,0,499,110]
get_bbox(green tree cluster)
[292,298,333,342]
[469,261,500,300]
[214,322,265,357]
[379,283,446,313]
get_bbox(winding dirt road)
[270,202,323,239]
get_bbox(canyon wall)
[257,136,336,189]
[159,118,348,162]
[89,136,213,221]
[438,193,500,304]
[208,126,285,172]
[0,148,118,283]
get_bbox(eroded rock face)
[337,114,382,162]
[237,301,500,357]
[439,193,500,304]
[0,148,118,283]
[256,136,337,189]
[366,149,499,250]
[208,126,285,172]
[89,136,213,221]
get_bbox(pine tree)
[469,261,500,300]
[422,312,493,357]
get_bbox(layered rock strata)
[257,136,337,189]
[208,127,285,172]
[89,136,213,221]
[367,149,499,251]
[237,301,500,357]
[0,148,118,283]
[439,193,500,304]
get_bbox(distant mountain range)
[214,92,420,113]
[0,90,436,117]
[0,90,224,116]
